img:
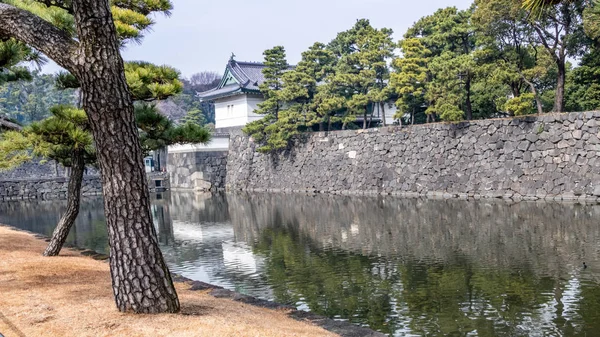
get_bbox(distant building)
[197,57,266,130]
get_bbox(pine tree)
[391,38,431,124]
[181,108,206,126]
[243,46,289,150]
[326,19,396,129]
[256,46,288,118]
[0,0,183,313]
[0,38,45,84]
[0,67,210,257]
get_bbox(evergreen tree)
[522,0,588,112]
[256,46,288,118]
[281,42,337,131]
[243,46,289,150]
[566,48,600,110]
[326,19,396,128]
[0,72,77,124]
[391,38,431,124]
[405,7,477,121]
[0,38,44,84]
[473,0,547,114]
[0,67,210,257]
[0,0,182,313]
[251,42,339,152]
[181,108,206,126]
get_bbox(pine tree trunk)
[380,102,386,126]
[43,149,85,257]
[553,59,566,113]
[71,0,180,313]
[363,108,367,129]
[0,0,179,313]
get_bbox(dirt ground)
[0,226,336,337]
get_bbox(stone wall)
[168,151,228,192]
[0,158,101,180]
[227,111,600,201]
[0,159,67,180]
[0,176,102,201]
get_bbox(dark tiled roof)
[230,61,265,91]
[197,58,295,101]
[197,84,242,100]
[198,59,266,101]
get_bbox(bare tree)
[184,71,221,93]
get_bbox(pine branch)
[0,3,79,72]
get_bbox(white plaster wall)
[246,96,265,123]
[215,95,251,129]
[384,101,398,124]
[168,136,230,153]
[214,94,266,128]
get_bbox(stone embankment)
[168,150,228,192]
[0,176,102,201]
[227,111,600,201]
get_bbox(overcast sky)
[43,0,474,78]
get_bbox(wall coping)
[228,111,600,140]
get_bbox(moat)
[1,192,599,336]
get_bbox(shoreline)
[227,187,600,204]
[0,224,384,337]
[4,187,600,204]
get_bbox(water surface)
[1,192,599,336]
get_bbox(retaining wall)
[0,176,102,201]
[227,111,600,201]
[168,151,228,192]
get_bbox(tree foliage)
[244,3,599,152]
[243,46,290,152]
[0,72,77,124]
[0,38,45,84]
[245,20,397,152]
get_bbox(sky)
[42,0,474,78]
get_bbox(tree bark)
[523,77,544,114]
[554,59,566,113]
[362,107,367,129]
[1,1,180,313]
[44,149,85,256]
[71,0,180,313]
[380,102,387,126]
[0,4,78,73]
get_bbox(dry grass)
[0,226,337,337]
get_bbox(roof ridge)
[235,61,265,66]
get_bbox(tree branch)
[532,24,559,62]
[0,3,79,72]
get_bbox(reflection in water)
[1,193,599,336]
[0,196,108,253]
